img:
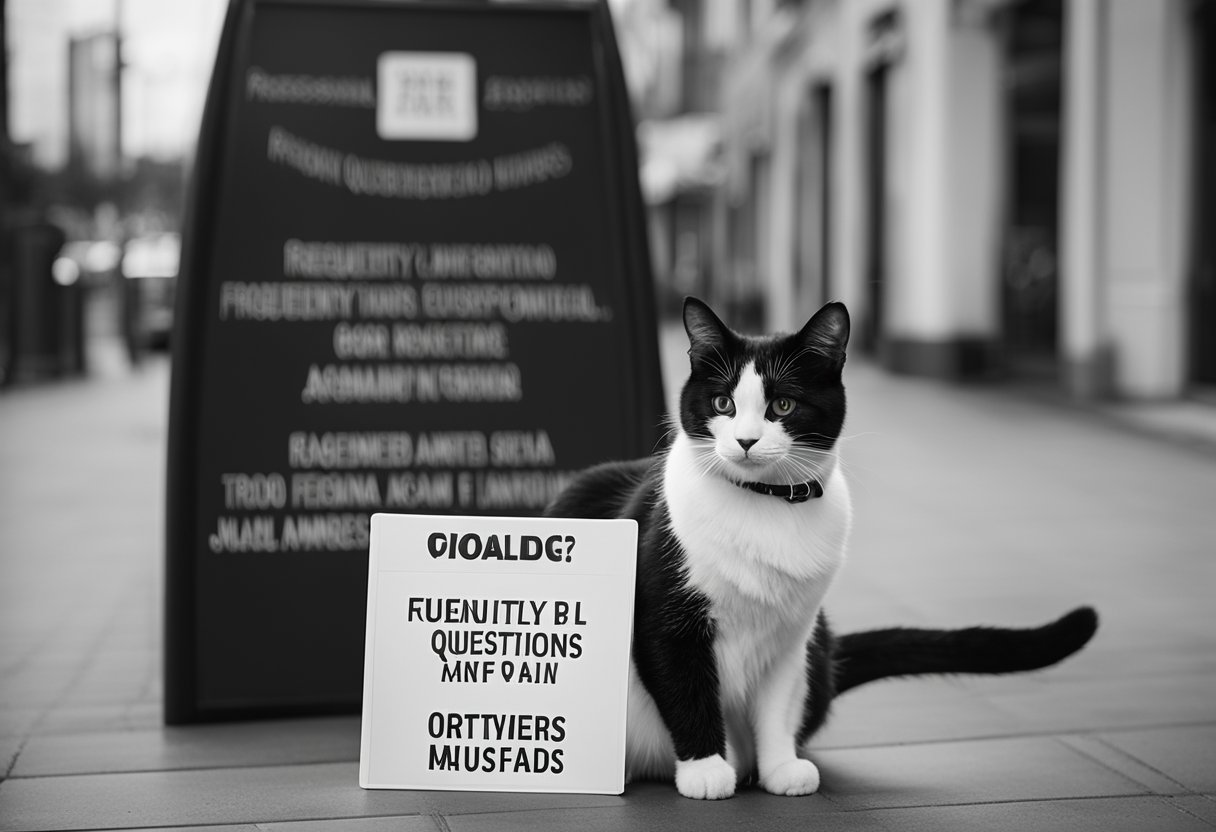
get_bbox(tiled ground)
[1,332,1214,831]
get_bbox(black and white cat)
[546,297,1097,800]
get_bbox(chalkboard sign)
[165,0,664,724]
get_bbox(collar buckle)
[785,481,813,503]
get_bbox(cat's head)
[678,297,849,486]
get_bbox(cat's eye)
[771,398,796,417]
[712,395,736,416]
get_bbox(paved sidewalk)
[2,333,1215,831]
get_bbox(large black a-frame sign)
[165,0,663,724]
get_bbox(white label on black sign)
[377,52,477,141]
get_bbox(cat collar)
[735,479,824,503]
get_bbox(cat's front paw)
[675,755,736,800]
[761,758,820,796]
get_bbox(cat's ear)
[683,296,732,354]
[798,302,850,364]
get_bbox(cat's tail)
[833,606,1098,694]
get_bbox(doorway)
[1192,0,1216,387]
[863,64,888,354]
[1002,0,1063,376]
[793,83,834,318]
[814,84,834,306]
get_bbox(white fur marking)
[675,755,736,800]
[763,758,821,796]
[729,362,767,447]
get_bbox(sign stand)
[165,0,662,724]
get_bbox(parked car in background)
[122,232,180,351]
[56,239,122,287]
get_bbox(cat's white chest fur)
[664,431,850,606]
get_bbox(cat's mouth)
[719,451,783,479]
[699,437,789,480]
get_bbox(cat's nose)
[737,438,758,453]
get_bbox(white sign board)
[359,513,638,794]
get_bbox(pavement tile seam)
[242,812,445,832]
[251,823,441,832]
[2,755,365,782]
[1164,797,1216,830]
[1060,735,1193,796]
[83,827,263,832]
[77,814,449,832]
[394,800,625,821]
[250,818,444,832]
[861,791,1190,815]
[428,810,454,832]
[812,720,1216,752]
[1,736,30,782]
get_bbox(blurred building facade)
[637,0,1215,401]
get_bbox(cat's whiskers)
[789,440,837,455]
[777,451,830,488]
[787,444,837,463]
[778,452,820,480]
[654,415,682,452]
[691,452,720,479]
[791,441,841,476]
[797,431,845,445]
[689,441,728,482]
[837,430,880,442]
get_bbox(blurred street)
[2,327,1215,831]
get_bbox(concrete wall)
[760,0,1005,368]
[1100,0,1193,398]
[1061,0,1194,399]
[738,0,1197,396]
